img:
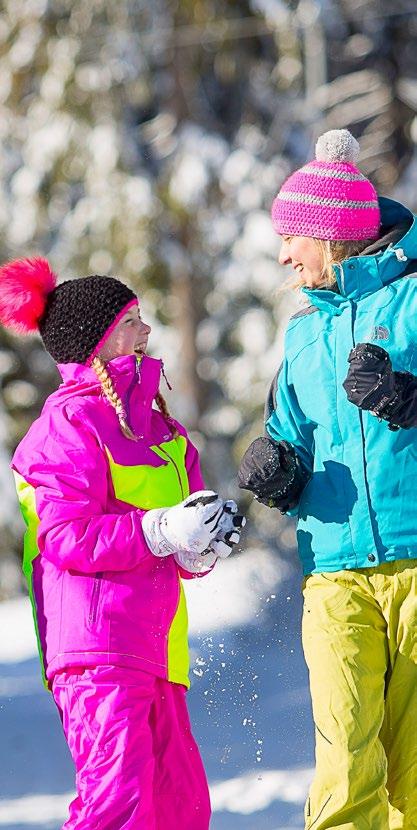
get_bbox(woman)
[239,129,417,829]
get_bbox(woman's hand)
[343,342,417,430]
[342,343,396,412]
[238,435,310,512]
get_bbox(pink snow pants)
[52,666,211,830]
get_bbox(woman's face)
[98,304,151,362]
[279,235,323,288]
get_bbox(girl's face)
[98,304,151,362]
[279,235,323,288]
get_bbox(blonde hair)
[284,237,376,292]
[91,356,178,441]
[314,238,376,289]
[155,390,179,439]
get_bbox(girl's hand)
[207,500,246,559]
[142,490,233,559]
[173,499,245,573]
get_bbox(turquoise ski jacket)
[266,197,417,575]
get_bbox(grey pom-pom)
[315,129,360,163]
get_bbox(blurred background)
[1,0,417,827]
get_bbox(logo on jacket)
[369,325,390,341]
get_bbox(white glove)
[210,499,246,558]
[174,500,246,573]
[142,490,227,559]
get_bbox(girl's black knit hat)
[40,275,136,363]
[0,258,136,364]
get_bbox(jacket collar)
[302,197,417,313]
[57,354,162,405]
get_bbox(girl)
[239,129,417,829]
[3,258,244,830]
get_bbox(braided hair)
[155,391,179,439]
[92,357,137,441]
[92,357,179,441]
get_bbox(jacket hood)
[302,197,417,313]
[45,354,163,410]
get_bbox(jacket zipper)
[121,361,183,496]
[89,573,103,625]
[157,446,185,500]
[350,300,379,554]
[125,360,142,435]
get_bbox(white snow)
[0,396,19,527]
[25,114,73,173]
[0,792,73,826]
[235,307,272,355]
[238,212,281,258]
[250,0,290,26]
[221,148,255,187]
[184,547,287,634]
[199,403,243,436]
[0,768,313,825]
[169,152,209,208]
[210,767,313,814]
[88,125,119,172]
[0,595,37,662]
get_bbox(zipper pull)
[161,361,172,391]
[136,356,142,382]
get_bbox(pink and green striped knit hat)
[271,129,380,241]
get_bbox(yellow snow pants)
[302,560,417,830]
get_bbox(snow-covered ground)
[0,548,313,829]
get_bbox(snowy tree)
[1,0,417,592]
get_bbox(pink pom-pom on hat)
[0,257,57,334]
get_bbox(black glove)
[343,342,417,430]
[343,343,396,411]
[237,436,310,512]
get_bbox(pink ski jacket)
[12,354,207,689]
